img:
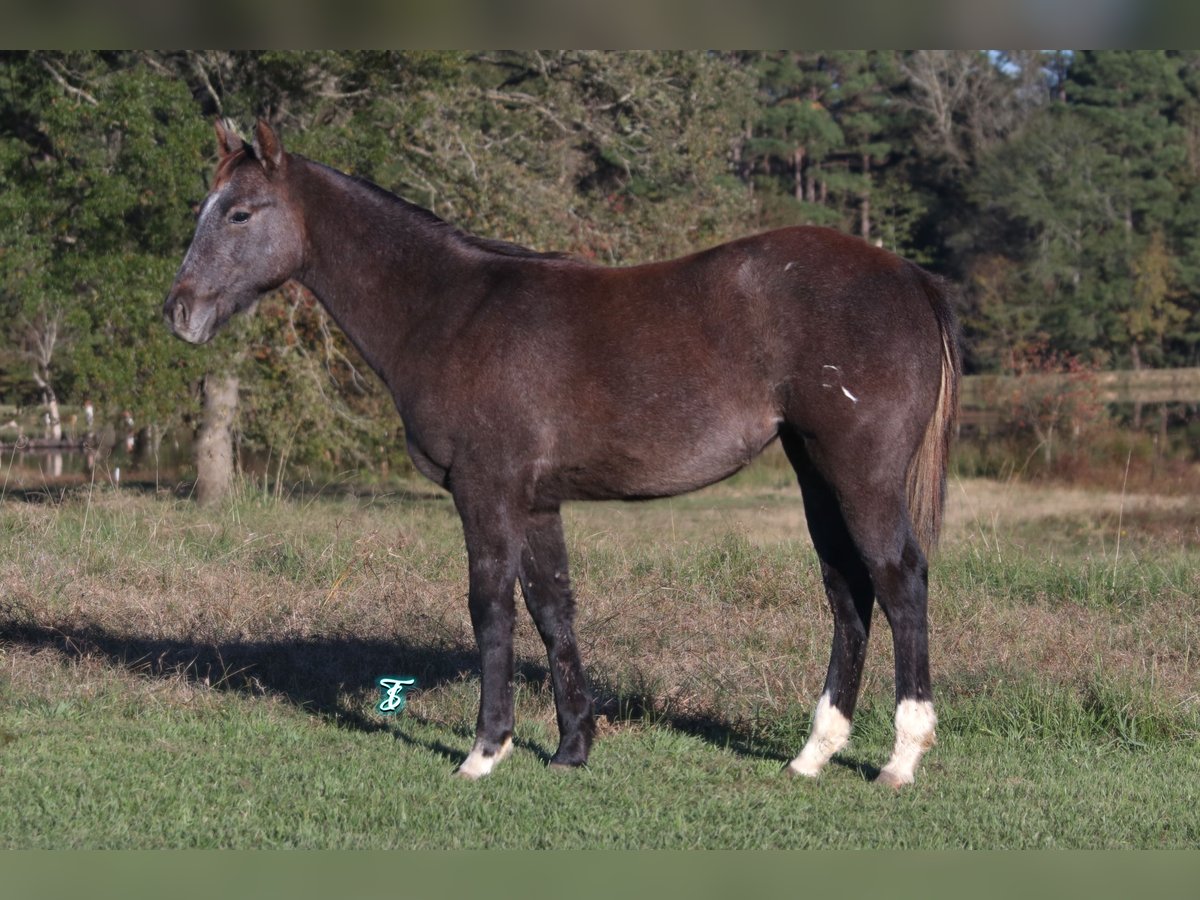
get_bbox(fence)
[961,367,1200,428]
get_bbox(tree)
[960,51,1196,370]
[897,51,1048,177]
[172,52,762,494]
[0,52,213,436]
[1126,230,1188,366]
[19,308,66,440]
[738,52,934,258]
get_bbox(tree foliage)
[2,50,1199,480]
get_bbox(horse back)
[404,226,947,501]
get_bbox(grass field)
[1,455,1198,848]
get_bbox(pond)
[0,429,194,493]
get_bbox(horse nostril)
[172,299,189,329]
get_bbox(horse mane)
[341,165,572,261]
[216,148,571,261]
[452,229,573,261]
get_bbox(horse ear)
[214,118,245,160]
[252,119,285,173]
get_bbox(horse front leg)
[519,510,594,768]
[454,491,524,780]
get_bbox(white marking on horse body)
[456,736,514,780]
[785,261,798,271]
[878,699,936,787]
[735,259,762,295]
[816,364,854,403]
[787,693,851,778]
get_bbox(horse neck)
[289,157,477,388]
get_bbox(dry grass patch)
[2,475,1198,750]
[946,476,1198,552]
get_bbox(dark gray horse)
[165,120,960,787]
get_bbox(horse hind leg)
[783,431,938,787]
[838,483,937,788]
[871,535,937,788]
[782,433,875,778]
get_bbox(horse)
[164,119,960,787]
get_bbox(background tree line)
[3,50,1199,486]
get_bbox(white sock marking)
[879,699,936,786]
[456,736,513,780]
[788,693,851,777]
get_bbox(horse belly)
[552,406,780,502]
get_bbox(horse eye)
[229,210,252,224]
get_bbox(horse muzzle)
[163,291,216,344]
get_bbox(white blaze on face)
[878,698,937,787]
[194,189,226,241]
[198,190,222,223]
[180,188,226,270]
[455,736,514,780]
[788,692,851,777]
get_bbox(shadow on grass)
[0,478,451,506]
[587,683,795,766]
[0,617,794,769]
[829,756,882,781]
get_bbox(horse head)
[163,119,304,344]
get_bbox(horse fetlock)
[876,698,936,787]
[787,693,852,778]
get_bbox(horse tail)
[906,268,961,557]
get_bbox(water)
[0,431,194,492]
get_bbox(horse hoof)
[874,768,912,790]
[784,761,820,779]
[455,736,513,780]
[547,758,586,772]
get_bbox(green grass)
[940,548,1198,609]
[2,689,1196,849]
[1,474,1198,848]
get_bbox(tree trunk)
[32,370,62,441]
[860,153,871,241]
[793,145,804,201]
[195,373,239,506]
[46,393,62,441]
[1130,342,1143,429]
[744,122,754,195]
